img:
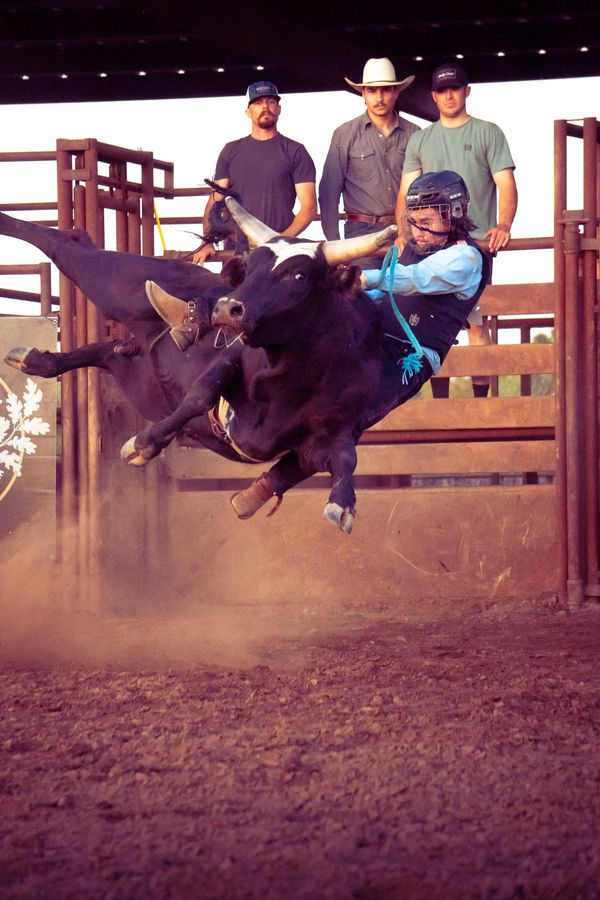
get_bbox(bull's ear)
[221,254,247,288]
[326,264,362,298]
[224,196,278,247]
[322,225,397,265]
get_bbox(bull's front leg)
[120,359,237,466]
[322,440,358,534]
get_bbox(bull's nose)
[212,296,246,324]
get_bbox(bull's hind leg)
[230,453,314,519]
[5,339,139,378]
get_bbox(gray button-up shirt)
[318,111,420,240]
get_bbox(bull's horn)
[321,225,397,265]
[224,196,279,247]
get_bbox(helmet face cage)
[402,203,452,255]
[404,172,470,254]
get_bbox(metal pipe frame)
[553,119,568,603]
[554,117,600,606]
[581,118,599,594]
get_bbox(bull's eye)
[294,272,305,281]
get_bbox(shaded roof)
[1,0,598,120]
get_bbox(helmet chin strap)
[408,237,449,255]
[408,226,450,255]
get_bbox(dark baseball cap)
[431,63,468,91]
[247,80,280,104]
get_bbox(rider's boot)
[145,280,200,351]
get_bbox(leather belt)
[345,212,396,227]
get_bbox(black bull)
[1,206,417,533]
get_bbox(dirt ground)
[1,594,600,900]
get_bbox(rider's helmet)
[402,170,470,254]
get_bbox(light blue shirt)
[362,243,483,375]
[362,242,483,300]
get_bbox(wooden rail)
[166,278,557,483]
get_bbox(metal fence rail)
[0,122,598,604]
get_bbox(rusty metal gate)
[0,121,598,605]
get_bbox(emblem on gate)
[0,376,50,502]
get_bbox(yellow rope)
[153,202,167,252]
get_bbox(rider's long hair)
[449,213,478,242]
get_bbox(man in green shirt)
[396,62,518,397]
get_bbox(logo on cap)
[247,80,280,104]
[432,62,468,90]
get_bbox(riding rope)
[379,246,424,384]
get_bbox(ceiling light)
[255,65,264,71]
[538,49,547,55]
[21,74,30,80]
[177,69,186,75]
[216,67,225,73]
[138,70,147,76]
[99,72,107,78]
[580,46,589,52]
[60,73,68,79]
[456,54,464,59]
[415,56,423,62]
[496,51,506,57]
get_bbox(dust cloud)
[0,510,356,672]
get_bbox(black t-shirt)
[214,133,316,233]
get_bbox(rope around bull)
[378,246,425,385]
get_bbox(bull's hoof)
[323,502,355,534]
[4,346,61,377]
[4,347,36,373]
[113,339,140,357]
[120,436,157,467]
[230,475,274,520]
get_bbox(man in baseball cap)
[190,78,316,270]
[396,60,518,398]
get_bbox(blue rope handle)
[379,246,424,384]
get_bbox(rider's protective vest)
[387,239,490,363]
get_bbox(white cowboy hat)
[345,57,415,93]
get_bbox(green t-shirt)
[402,117,515,237]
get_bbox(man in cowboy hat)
[318,57,419,267]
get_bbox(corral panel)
[161,486,557,603]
